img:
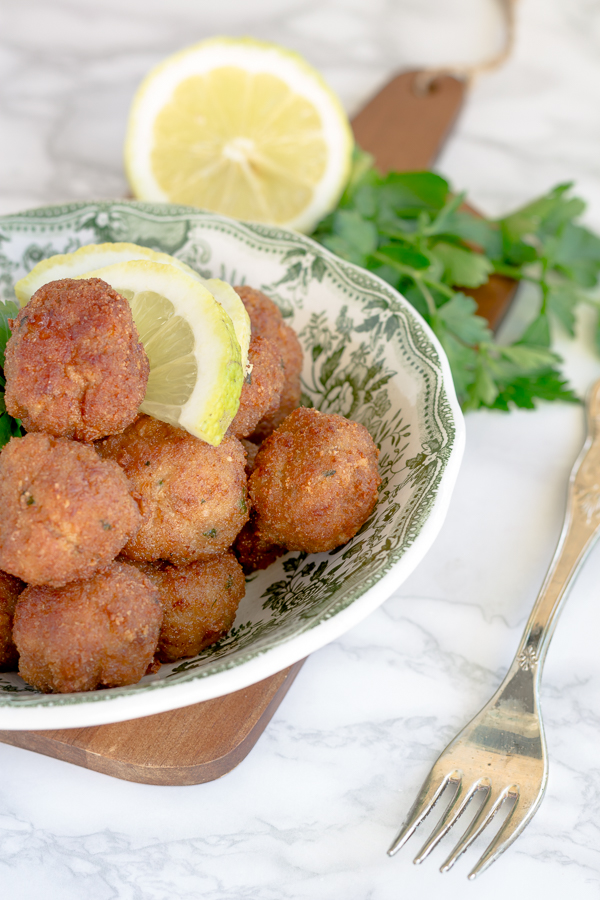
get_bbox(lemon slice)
[124,36,353,232]
[81,260,242,446]
[195,277,251,371]
[14,241,202,307]
[15,241,251,372]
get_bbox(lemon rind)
[14,242,203,308]
[196,277,251,372]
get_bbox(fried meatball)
[0,433,141,587]
[96,416,249,564]
[234,511,286,574]
[234,286,303,440]
[228,335,284,439]
[132,553,245,662]
[13,562,162,693]
[249,408,381,553]
[0,570,25,670]
[5,278,149,442]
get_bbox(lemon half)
[125,37,353,232]
[15,242,251,371]
[81,260,243,446]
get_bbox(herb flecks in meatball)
[234,510,286,574]
[0,433,141,587]
[97,415,249,564]
[130,553,245,663]
[228,335,284,439]
[249,408,381,553]
[234,286,303,440]
[5,278,149,442]
[13,562,162,693]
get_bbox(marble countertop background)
[2,0,600,897]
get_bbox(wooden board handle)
[351,71,467,173]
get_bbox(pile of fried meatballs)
[0,275,381,693]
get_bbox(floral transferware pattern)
[0,202,462,716]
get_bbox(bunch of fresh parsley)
[311,151,600,410]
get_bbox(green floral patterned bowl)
[0,201,465,729]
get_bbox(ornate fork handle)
[514,379,600,681]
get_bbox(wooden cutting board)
[0,660,306,785]
[0,71,517,784]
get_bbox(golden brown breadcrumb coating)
[13,562,162,693]
[234,286,303,440]
[0,433,141,587]
[234,511,286,574]
[228,335,284,439]
[97,416,249,564]
[5,278,149,442]
[249,408,381,553]
[130,553,245,662]
[240,438,260,476]
[0,569,25,670]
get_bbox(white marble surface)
[2,0,600,896]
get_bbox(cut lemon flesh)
[80,260,242,445]
[15,241,251,372]
[125,37,353,232]
[14,241,201,307]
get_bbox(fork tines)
[388,769,522,879]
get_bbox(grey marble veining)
[2,0,600,896]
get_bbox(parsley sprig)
[311,151,600,410]
[0,301,24,447]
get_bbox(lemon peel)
[14,241,201,307]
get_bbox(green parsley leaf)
[431,242,493,288]
[376,244,431,270]
[517,314,551,347]
[312,161,600,413]
[497,344,560,372]
[435,330,477,401]
[440,210,503,258]
[491,368,580,411]
[0,300,18,368]
[547,283,582,336]
[553,222,600,287]
[378,171,449,212]
[499,183,575,243]
[0,413,11,447]
[435,293,492,345]
[332,210,378,256]
[0,300,24,445]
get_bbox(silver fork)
[388,377,600,879]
